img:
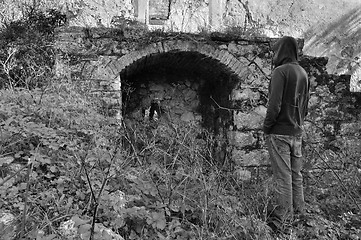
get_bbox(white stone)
[0,211,15,225]
[228,131,255,148]
[231,88,260,101]
[180,112,195,122]
[254,105,267,118]
[59,218,124,240]
[350,66,361,92]
[234,111,263,129]
[232,149,269,166]
[234,168,252,181]
[0,211,15,239]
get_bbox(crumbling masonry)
[55,26,361,180]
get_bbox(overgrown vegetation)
[1,6,361,240]
[0,84,271,240]
[0,5,66,89]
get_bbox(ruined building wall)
[1,0,360,91]
[55,26,361,180]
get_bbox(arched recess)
[102,40,251,132]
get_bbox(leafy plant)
[0,6,66,89]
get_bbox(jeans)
[266,134,305,224]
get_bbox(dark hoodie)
[263,36,309,136]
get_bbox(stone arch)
[104,40,249,81]
[100,40,252,122]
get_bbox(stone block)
[109,57,130,73]
[155,42,165,53]
[253,57,271,76]
[234,111,264,129]
[228,57,241,70]
[212,49,222,60]
[237,56,251,66]
[149,83,165,92]
[308,95,320,108]
[176,40,197,52]
[227,42,239,54]
[198,44,216,57]
[180,112,195,122]
[163,40,177,52]
[219,50,230,64]
[219,44,228,50]
[233,168,252,181]
[239,45,257,58]
[224,52,234,66]
[235,64,249,77]
[254,105,267,118]
[184,89,197,101]
[141,46,155,56]
[228,131,256,148]
[99,80,109,86]
[127,51,141,62]
[232,149,269,166]
[92,65,117,80]
[231,88,260,101]
[110,80,121,91]
[107,60,122,73]
[0,210,15,239]
[350,66,361,92]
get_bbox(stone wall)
[55,26,361,180]
[1,0,360,91]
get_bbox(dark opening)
[120,51,239,133]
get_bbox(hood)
[273,36,299,68]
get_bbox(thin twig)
[122,121,142,165]
[244,55,271,81]
[19,161,33,239]
[0,163,29,188]
[80,158,97,204]
[90,138,121,240]
[308,143,361,211]
[210,96,238,112]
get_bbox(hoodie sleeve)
[263,68,285,134]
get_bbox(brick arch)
[103,40,250,81]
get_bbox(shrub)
[0,7,66,89]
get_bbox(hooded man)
[263,36,310,234]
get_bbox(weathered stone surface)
[233,168,252,181]
[2,0,360,79]
[54,55,72,79]
[350,67,361,92]
[254,105,267,118]
[234,111,263,130]
[0,210,15,239]
[149,83,165,92]
[59,218,124,240]
[181,112,195,122]
[233,149,269,166]
[231,88,260,101]
[228,131,256,148]
[227,42,239,54]
[53,26,361,176]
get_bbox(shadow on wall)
[303,8,361,75]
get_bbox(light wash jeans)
[266,134,305,224]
